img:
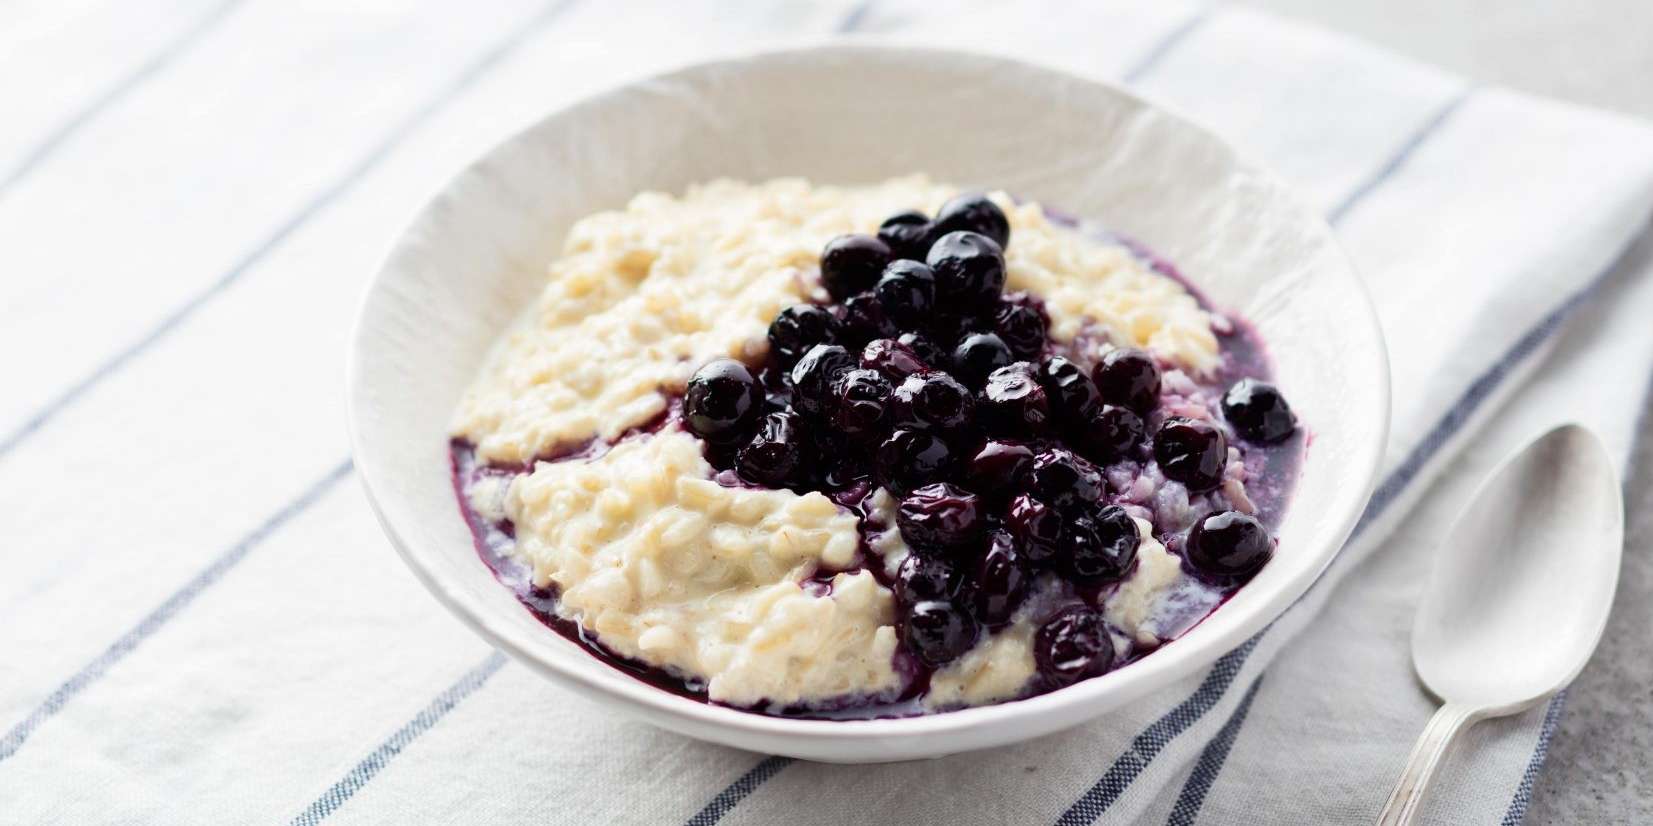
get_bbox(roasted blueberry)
[832,368,894,440]
[992,295,1049,360]
[1074,404,1145,464]
[951,331,1014,387]
[736,411,809,487]
[1153,417,1228,492]
[892,372,975,438]
[1222,378,1298,444]
[861,337,930,381]
[1037,355,1102,424]
[904,600,979,667]
[896,552,960,604]
[1185,510,1272,579]
[840,293,897,345]
[972,529,1029,627]
[1028,448,1103,512]
[875,260,937,328]
[1093,348,1161,413]
[876,428,954,494]
[968,440,1036,497]
[819,233,891,300]
[897,482,984,554]
[897,332,949,370]
[684,358,764,445]
[1006,494,1063,563]
[1066,505,1140,583]
[788,344,856,419]
[932,192,1010,248]
[877,210,935,261]
[926,230,1007,313]
[768,304,840,364]
[1034,606,1113,685]
[979,362,1050,437]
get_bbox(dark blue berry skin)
[927,230,1007,314]
[876,428,955,494]
[896,482,984,554]
[1153,417,1228,492]
[1006,494,1063,563]
[878,210,935,261]
[903,600,979,667]
[1028,448,1103,512]
[1185,510,1272,579]
[684,359,764,445]
[1037,355,1103,424]
[968,440,1036,500]
[1035,606,1113,685]
[972,528,1029,627]
[861,338,930,381]
[832,368,894,441]
[1066,505,1140,583]
[1222,378,1298,444]
[736,411,809,488]
[951,332,1014,388]
[933,192,1010,248]
[1075,403,1145,464]
[789,344,856,419]
[840,293,897,346]
[1093,348,1161,413]
[979,362,1050,438]
[819,234,892,300]
[896,552,960,604]
[892,372,976,439]
[875,260,938,328]
[993,295,1048,360]
[897,332,949,371]
[768,304,840,364]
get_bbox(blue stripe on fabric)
[1164,677,1264,826]
[289,651,509,826]
[1328,86,1472,225]
[0,0,578,463]
[0,0,247,195]
[683,756,799,826]
[1500,691,1568,826]
[0,459,353,763]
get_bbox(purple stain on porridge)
[450,190,1303,718]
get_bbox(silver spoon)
[1377,423,1622,825]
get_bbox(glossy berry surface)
[1037,355,1102,424]
[892,372,975,438]
[968,440,1035,497]
[1093,348,1161,413]
[840,293,897,345]
[875,260,937,327]
[895,552,960,604]
[819,233,891,300]
[832,368,894,440]
[972,529,1028,627]
[736,411,808,488]
[1075,404,1145,464]
[1005,494,1063,563]
[1066,505,1140,583]
[992,296,1048,360]
[932,192,1010,248]
[926,230,1007,313]
[896,482,984,554]
[979,363,1050,437]
[1185,510,1272,579]
[896,332,949,370]
[951,332,1014,388]
[1153,417,1228,492]
[683,358,764,445]
[877,210,935,261]
[904,600,979,667]
[789,344,856,419]
[1034,606,1113,685]
[1028,448,1103,512]
[768,304,840,364]
[876,428,954,494]
[861,338,930,381]
[1222,378,1298,443]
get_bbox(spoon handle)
[1376,702,1483,826]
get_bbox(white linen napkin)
[1,2,1650,824]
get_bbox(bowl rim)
[347,41,1390,749]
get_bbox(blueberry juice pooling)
[449,181,1302,718]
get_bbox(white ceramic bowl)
[348,44,1388,763]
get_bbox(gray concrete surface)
[1234,2,1653,821]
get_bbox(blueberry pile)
[682,193,1298,685]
